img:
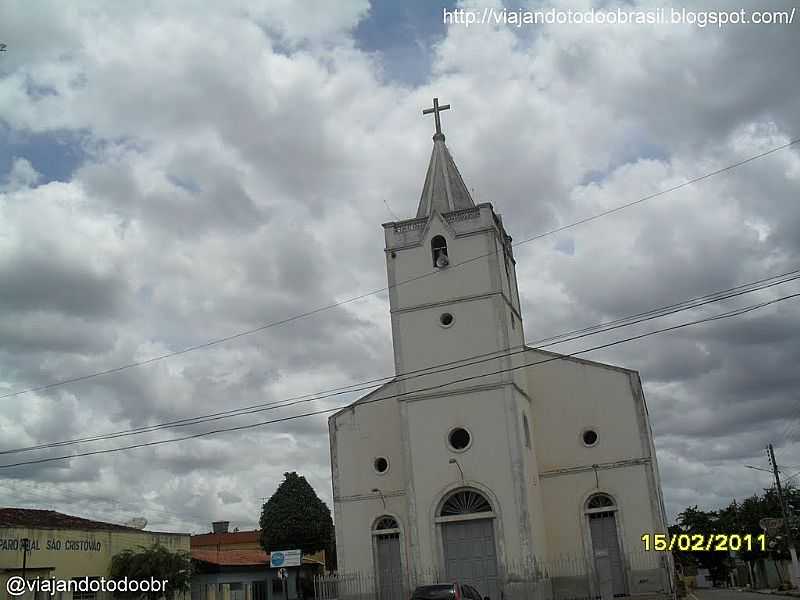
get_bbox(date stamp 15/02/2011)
[641,533,767,552]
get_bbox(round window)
[582,429,598,447]
[448,427,471,451]
[439,313,454,327]
[373,457,389,474]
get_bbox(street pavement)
[692,589,796,600]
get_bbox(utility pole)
[768,444,800,588]
[21,538,29,581]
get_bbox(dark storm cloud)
[0,251,126,318]
[0,449,105,484]
[0,314,117,355]
[79,155,267,236]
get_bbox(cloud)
[0,0,798,533]
[2,157,40,190]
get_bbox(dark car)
[410,583,488,600]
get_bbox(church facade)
[328,101,672,600]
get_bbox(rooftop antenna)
[382,198,399,221]
[124,517,148,529]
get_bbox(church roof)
[524,346,638,375]
[416,134,476,218]
[329,349,640,420]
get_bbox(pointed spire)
[416,98,475,218]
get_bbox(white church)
[328,100,672,600]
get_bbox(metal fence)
[313,568,464,600]
[313,551,670,600]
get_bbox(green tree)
[759,486,800,561]
[109,544,191,600]
[668,522,696,573]
[724,495,770,565]
[672,484,800,587]
[675,506,731,585]
[326,524,338,572]
[259,472,334,556]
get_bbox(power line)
[529,267,800,346]
[2,290,797,470]
[3,269,798,457]
[784,470,800,484]
[2,137,797,402]
[745,465,775,474]
[4,270,798,456]
[530,270,800,347]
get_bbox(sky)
[0,0,799,536]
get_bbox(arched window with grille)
[373,515,400,534]
[439,489,492,516]
[586,494,615,511]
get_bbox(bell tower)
[382,98,524,393]
[378,99,542,575]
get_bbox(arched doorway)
[437,489,499,600]
[585,494,627,597]
[373,516,403,600]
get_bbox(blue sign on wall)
[270,549,302,568]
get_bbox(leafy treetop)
[109,544,191,600]
[259,471,334,557]
[672,485,800,585]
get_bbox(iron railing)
[313,551,671,600]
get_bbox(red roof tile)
[191,530,261,547]
[0,508,141,532]
[192,549,269,566]
[191,549,324,568]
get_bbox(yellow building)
[0,507,190,600]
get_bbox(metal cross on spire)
[423,97,450,140]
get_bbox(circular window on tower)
[447,427,472,452]
[373,457,389,474]
[581,428,599,447]
[439,312,455,328]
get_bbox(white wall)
[525,350,668,562]
[386,213,501,311]
[330,384,408,574]
[526,351,647,471]
[540,466,658,559]
[331,386,405,497]
[403,385,536,570]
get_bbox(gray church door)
[442,519,499,600]
[376,533,403,600]
[589,512,626,597]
